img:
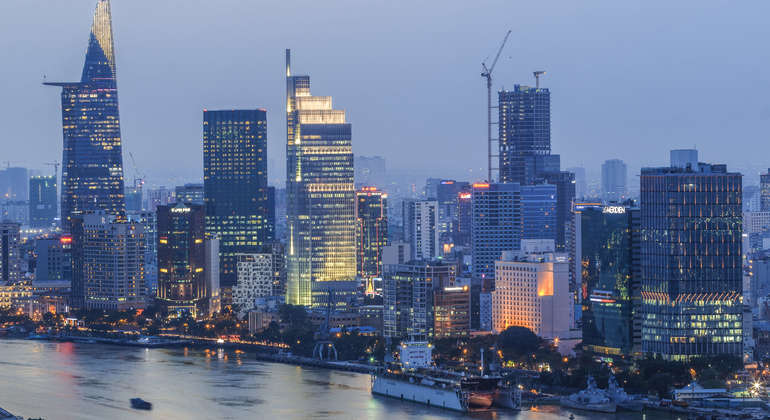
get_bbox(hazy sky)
[2,0,770,187]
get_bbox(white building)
[402,200,439,260]
[492,249,572,341]
[205,238,221,316]
[233,253,274,316]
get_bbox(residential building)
[356,187,388,280]
[433,285,470,338]
[0,222,22,284]
[34,236,73,283]
[402,200,439,260]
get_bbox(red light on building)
[60,236,72,244]
[472,183,490,189]
[458,192,471,200]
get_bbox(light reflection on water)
[0,340,684,420]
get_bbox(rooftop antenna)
[534,71,546,89]
[481,30,512,183]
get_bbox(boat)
[493,386,522,410]
[607,375,643,411]
[559,376,616,413]
[130,398,152,410]
[371,365,502,412]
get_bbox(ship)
[559,376,617,413]
[371,366,503,412]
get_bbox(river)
[0,339,685,420]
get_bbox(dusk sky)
[2,0,769,187]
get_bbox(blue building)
[46,0,126,229]
[29,175,57,228]
[471,183,521,285]
[203,109,270,290]
[640,151,743,360]
[498,85,551,185]
[521,184,557,242]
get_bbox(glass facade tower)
[355,187,388,280]
[46,0,126,229]
[640,160,743,360]
[29,175,58,228]
[203,109,270,290]
[286,50,356,307]
[498,85,551,185]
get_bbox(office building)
[286,50,356,307]
[492,249,571,340]
[0,167,29,202]
[567,166,587,199]
[29,176,57,228]
[233,253,275,316]
[575,203,640,356]
[125,181,143,212]
[433,285,471,338]
[175,183,204,205]
[455,190,473,248]
[402,200,439,261]
[521,184,557,242]
[146,187,173,212]
[761,169,770,212]
[640,151,742,360]
[431,180,470,249]
[601,159,627,202]
[46,0,126,228]
[471,183,521,284]
[0,222,22,284]
[383,261,456,340]
[355,156,386,188]
[205,238,221,316]
[356,187,388,280]
[156,202,208,316]
[204,109,270,291]
[541,170,576,252]
[71,212,146,310]
[499,85,550,185]
[34,236,73,283]
[127,211,157,296]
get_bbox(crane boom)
[481,30,512,183]
[487,30,511,75]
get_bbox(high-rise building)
[432,180,470,249]
[175,183,204,205]
[355,156,386,188]
[127,211,158,296]
[383,261,456,340]
[455,190,473,248]
[71,212,146,310]
[541,170,576,252]
[356,187,388,280]
[233,253,275,316]
[521,184,557,242]
[125,180,143,212]
[575,203,640,356]
[382,242,411,267]
[29,176,57,228]
[0,222,22,284]
[205,238,221,317]
[286,50,356,307]
[499,85,550,185]
[492,250,571,340]
[433,285,471,338]
[761,168,770,212]
[401,200,438,261]
[566,166,587,199]
[471,183,521,284]
[601,159,627,202]
[204,109,270,291]
[146,187,173,212]
[641,152,743,360]
[46,0,126,228]
[156,202,208,316]
[34,236,73,283]
[0,167,29,202]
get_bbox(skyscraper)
[0,222,21,285]
[520,184,557,242]
[46,0,126,229]
[71,212,146,310]
[203,109,270,291]
[29,175,57,228]
[156,202,208,316]
[575,203,640,356]
[471,183,521,284]
[760,168,770,212]
[601,159,627,202]
[175,183,204,205]
[356,187,388,280]
[499,85,550,185]
[402,200,439,261]
[640,152,743,360]
[286,50,356,307]
[541,171,576,251]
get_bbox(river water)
[0,339,684,420]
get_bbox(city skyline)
[3,1,770,186]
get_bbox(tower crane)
[45,161,59,177]
[481,30,511,183]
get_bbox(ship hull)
[560,397,616,413]
[371,376,466,412]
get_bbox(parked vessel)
[560,376,617,413]
[130,398,152,410]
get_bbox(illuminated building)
[127,211,157,296]
[492,248,572,340]
[402,200,439,261]
[575,203,640,356]
[125,181,143,212]
[471,183,521,285]
[383,261,456,340]
[285,49,356,307]
[0,222,22,284]
[156,202,207,316]
[499,85,550,185]
[601,159,627,202]
[233,253,275,316]
[540,170,576,252]
[455,191,473,248]
[356,187,388,280]
[203,109,270,293]
[34,236,73,283]
[175,183,204,205]
[71,212,146,310]
[46,0,126,229]
[29,176,57,228]
[426,180,470,249]
[761,168,770,212]
[205,238,221,316]
[521,184,556,242]
[640,151,743,360]
[433,285,470,338]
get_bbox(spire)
[81,0,116,84]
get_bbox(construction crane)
[128,152,145,188]
[481,30,511,183]
[533,71,546,89]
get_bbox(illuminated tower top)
[81,0,116,85]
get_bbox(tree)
[497,326,541,359]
